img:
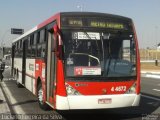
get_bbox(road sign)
[11,28,24,35]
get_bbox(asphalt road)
[1,67,160,120]
[141,77,160,98]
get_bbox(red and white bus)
[11,12,140,110]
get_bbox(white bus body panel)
[14,58,22,71]
[14,58,22,83]
[14,58,36,94]
[56,95,70,110]
[25,59,36,93]
[56,94,140,110]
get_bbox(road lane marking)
[145,74,160,79]
[141,94,160,101]
[152,89,160,92]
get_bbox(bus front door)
[46,31,56,106]
[22,40,27,85]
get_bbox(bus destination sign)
[90,21,124,29]
[63,17,126,30]
[69,19,83,26]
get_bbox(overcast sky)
[0,0,160,48]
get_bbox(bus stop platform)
[0,81,11,115]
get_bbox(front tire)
[37,83,49,110]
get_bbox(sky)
[0,0,160,48]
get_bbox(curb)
[141,71,160,79]
[141,71,160,74]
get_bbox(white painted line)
[141,71,160,74]
[145,74,160,79]
[152,89,160,92]
[141,94,160,101]
[1,82,26,114]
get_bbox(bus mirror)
[103,33,110,40]
[53,24,59,35]
[52,24,62,58]
[52,26,58,57]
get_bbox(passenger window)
[34,33,37,45]
[31,45,36,57]
[20,40,22,48]
[37,32,40,44]
[37,45,42,58]
[40,29,45,43]
[37,44,46,58]
[41,44,46,58]
[30,34,34,45]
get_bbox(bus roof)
[60,12,132,21]
[12,12,132,44]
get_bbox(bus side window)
[27,37,31,58]
[37,44,46,58]
[40,29,45,43]
[31,45,36,57]
[41,44,46,58]
[15,41,21,58]
[37,31,40,44]
[37,45,42,58]
[36,29,46,59]
[30,34,36,57]
[34,33,37,45]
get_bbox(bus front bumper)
[56,94,141,110]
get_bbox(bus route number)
[111,86,126,92]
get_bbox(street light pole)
[77,4,83,12]
[155,26,158,66]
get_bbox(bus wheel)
[37,83,49,110]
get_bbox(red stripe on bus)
[132,22,141,94]
[38,13,60,29]
[67,81,135,95]
[56,60,67,96]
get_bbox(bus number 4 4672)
[111,86,127,92]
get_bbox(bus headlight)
[125,82,136,94]
[66,83,81,95]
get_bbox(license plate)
[98,98,112,104]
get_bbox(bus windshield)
[62,29,136,78]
